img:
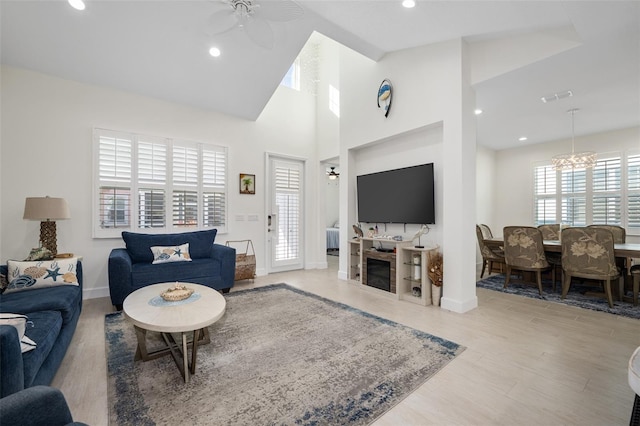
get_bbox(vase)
[432,284,441,306]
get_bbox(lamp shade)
[23,197,71,221]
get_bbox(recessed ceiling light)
[68,0,85,10]
[474,109,483,115]
[209,47,221,58]
[519,136,528,142]
[402,0,416,8]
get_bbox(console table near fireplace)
[347,237,438,306]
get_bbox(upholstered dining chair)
[503,226,553,295]
[561,227,623,308]
[476,225,504,278]
[537,224,560,240]
[587,224,628,275]
[587,224,626,243]
[478,223,494,240]
[537,224,561,289]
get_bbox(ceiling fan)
[207,0,304,49]
[327,167,339,180]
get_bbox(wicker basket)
[225,240,256,281]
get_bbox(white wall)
[325,176,339,227]
[337,40,479,313]
[493,126,640,243]
[0,66,319,299]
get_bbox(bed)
[326,225,340,250]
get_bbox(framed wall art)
[240,173,255,194]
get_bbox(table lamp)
[23,196,70,256]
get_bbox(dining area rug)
[105,283,465,425]
[477,274,640,320]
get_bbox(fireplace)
[362,249,396,294]
[366,258,391,292]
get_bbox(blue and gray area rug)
[477,274,640,320]
[106,283,465,425]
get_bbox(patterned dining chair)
[587,224,628,276]
[537,224,561,289]
[537,224,560,240]
[478,224,494,239]
[561,227,623,308]
[587,225,626,243]
[503,226,553,295]
[476,225,504,278]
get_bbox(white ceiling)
[1,0,638,151]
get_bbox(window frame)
[93,128,228,238]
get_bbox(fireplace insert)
[366,258,391,292]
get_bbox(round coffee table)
[123,282,226,383]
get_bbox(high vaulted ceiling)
[1,1,638,151]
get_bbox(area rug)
[477,274,640,320]
[106,283,465,425]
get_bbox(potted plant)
[427,250,443,306]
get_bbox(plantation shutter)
[172,144,199,227]
[137,139,167,228]
[533,165,557,225]
[274,166,301,261]
[98,132,132,229]
[202,146,227,228]
[592,156,621,225]
[561,168,587,226]
[628,154,640,229]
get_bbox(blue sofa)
[108,229,236,310]
[0,262,83,398]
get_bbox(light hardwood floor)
[53,256,639,425]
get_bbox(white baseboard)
[83,286,110,300]
[440,295,478,313]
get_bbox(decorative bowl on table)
[160,283,194,301]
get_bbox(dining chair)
[476,225,505,278]
[537,224,561,289]
[478,223,494,239]
[503,226,553,295]
[560,227,623,308]
[537,224,560,240]
[587,224,626,243]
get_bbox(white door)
[267,156,304,272]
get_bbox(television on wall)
[357,163,435,224]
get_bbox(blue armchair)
[0,386,88,426]
[108,229,236,310]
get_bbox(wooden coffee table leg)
[133,326,149,361]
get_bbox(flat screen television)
[357,163,435,224]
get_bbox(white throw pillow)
[151,243,192,264]
[0,313,37,353]
[5,258,79,294]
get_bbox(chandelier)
[551,108,596,170]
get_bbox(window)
[533,151,640,233]
[280,58,300,91]
[94,129,227,238]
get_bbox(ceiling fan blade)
[258,0,304,22]
[205,9,238,35]
[245,17,274,49]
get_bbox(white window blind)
[98,133,132,229]
[561,168,587,226]
[532,151,640,233]
[275,166,301,261]
[592,156,621,225]
[628,154,640,229]
[94,129,227,237]
[534,165,556,225]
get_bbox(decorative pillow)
[151,243,192,264]
[0,313,37,353]
[5,258,79,294]
[0,273,8,294]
